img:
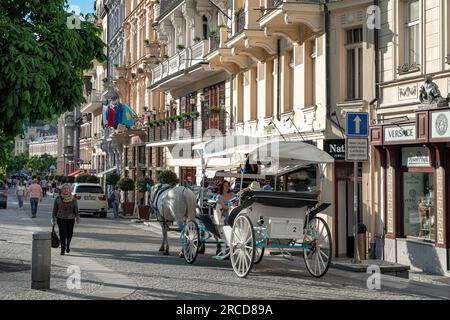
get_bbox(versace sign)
[384,125,416,142]
[431,111,450,139]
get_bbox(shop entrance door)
[336,163,362,258]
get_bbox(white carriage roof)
[198,137,334,164]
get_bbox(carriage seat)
[243,191,319,208]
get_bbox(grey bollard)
[31,232,51,290]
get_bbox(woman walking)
[16,181,26,209]
[52,184,80,255]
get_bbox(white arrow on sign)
[354,116,362,134]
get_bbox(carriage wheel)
[181,220,200,264]
[303,216,332,278]
[230,216,255,278]
[254,247,265,264]
[253,228,265,264]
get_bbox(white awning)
[146,138,201,148]
[95,167,117,177]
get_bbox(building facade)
[370,0,450,275]
[147,0,231,185]
[28,136,58,157]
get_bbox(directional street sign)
[345,112,369,137]
[345,138,369,161]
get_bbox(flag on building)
[108,104,115,128]
[122,104,134,126]
[114,102,123,128]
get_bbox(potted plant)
[155,60,161,65]
[209,30,217,38]
[176,44,185,51]
[163,54,169,60]
[75,175,88,183]
[144,39,150,46]
[209,105,221,114]
[106,172,120,186]
[136,177,154,220]
[189,111,200,118]
[157,170,178,187]
[193,36,201,43]
[118,178,135,216]
[234,7,244,17]
[86,175,100,184]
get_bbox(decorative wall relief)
[398,85,417,101]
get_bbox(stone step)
[331,259,410,279]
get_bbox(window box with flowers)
[209,106,221,114]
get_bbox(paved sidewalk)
[0,194,136,300]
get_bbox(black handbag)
[51,225,60,248]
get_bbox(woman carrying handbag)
[52,183,80,255]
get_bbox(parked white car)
[71,183,108,218]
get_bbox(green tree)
[157,170,179,187]
[5,153,28,173]
[106,172,120,186]
[0,1,106,166]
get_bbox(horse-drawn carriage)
[176,139,335,278]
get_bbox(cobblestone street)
[1,190,450,300]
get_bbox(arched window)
[202,16,208,39]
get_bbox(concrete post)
[31,232,51,290]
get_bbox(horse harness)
[151,184,172,224]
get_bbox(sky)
[67,0,95,14]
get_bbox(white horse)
[149,183,197,256]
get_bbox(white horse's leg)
[163,223,170,255]
[159,221,165,252]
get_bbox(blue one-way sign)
[345,112,369,137]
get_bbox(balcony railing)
[268,0,283,8]
[85,90,102,104]
[236,11,246,33]
[151,40,209,85]
[158,0,183,20]
[209,33,220,53]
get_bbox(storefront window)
[403,172,435,241]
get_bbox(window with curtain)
[346,27,363,100]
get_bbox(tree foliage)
[26,154,57,174]
[136,177,154,192]
[106,172,120,186]
[0,0,106,166]
[118,178,135,192]
[157,170,179,187]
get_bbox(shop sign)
[323,139,345,160]
[402,147,430,167]
[384,125,416,142]
[431,111,450,139]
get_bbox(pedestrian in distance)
[26,179,43,218]
[52,183,80,255]
[110,186,121,218]
[16,181,26,210]
[41,179,48,197]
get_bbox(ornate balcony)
[157,0,184,22]
[150,40,222,92]
[260,0,324,44]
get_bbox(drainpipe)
[324,2,331,124]
[277,39,281,121]
[372,0,382,260]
